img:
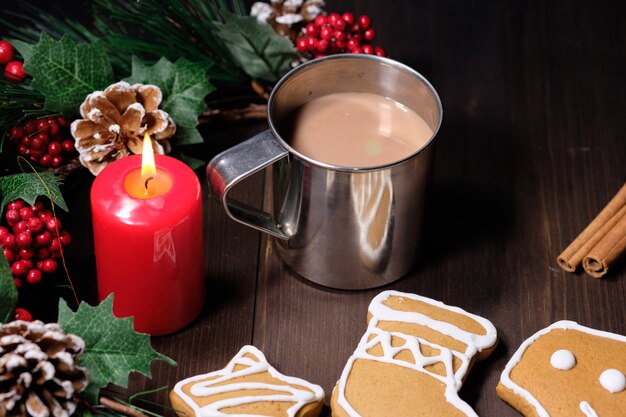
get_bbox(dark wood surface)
[26,1,626,416]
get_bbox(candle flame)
[141,133,156,185]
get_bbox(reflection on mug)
[351,171,393,271]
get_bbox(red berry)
[362,44,374,55]
[306,23,319,37]
[16,232,33,249]
[307,37,318,50]
[358,15,371,30]
[320,26,333,40]
[36,231,52,246]
[30,149,45,159]
[56,116,67,127]
[2,234,16,250]
[59,231,71,246]
[328,12,341,26]
[3,249,16,263]
[27,217,44,233]
[38,210,52,221]
[7,200,25,210]
[23,121,36,135]
[13,221,28,234]
[22,259,33,270]
[317,39,329,53]
[0,40,15,65]
[26,269,42,284]
[19,207,34,221]
[351,47,363,54]
[41,258,57,273]
[314,15,327,27]
[39,154,53,167]
[9,126,24,142]
[37,248,50,259]
[374,46,386,57]
[335,31,347,42]
[61,139,75,154]
[342,12,355,25]
[49,238,61,253]
[333,18,346,31]
[32,201,44,213]
[17,144,28,156]
[11,260,28,276]
[46,218,61,234]
[0,226,8,239]
[48,141,62,156]
[5,209,20,226]
[336,40,347,50]
[21,136,32,147]
[36,119,49,133]
[364,28,376,41]
[15,308,32,321]
[52,156,64,168]
[296,37,308,53]
[19,247,34,260]
[5,61,27,82]
[13,278,22,289]
[350,23,362,33]
[347,38,360,50]
[47,120,59,136]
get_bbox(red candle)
[91,138,204,335]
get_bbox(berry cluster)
[296,13,386,58]
[0,40,27,82]
[6,115,76,168]
[0,199,71,288]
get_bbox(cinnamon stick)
[100,396,148,417]
[557,182,626,272]
[583,210,626,278]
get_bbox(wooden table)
[27,1,626,416]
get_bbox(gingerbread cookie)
[497,320,626,417]
[331,290,498,417]
[170,346,324,417]
[368,290,498,383]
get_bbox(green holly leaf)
[216,11,298,82]
[14,33,114,117]
[0,252,17,324]
[58,295,176,403]
[125,56,214,146]
[0,172,68,212]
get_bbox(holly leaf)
[58,295,176,403]
[0,172,68,212]
[216,11,298,82]
[125,56,214,146]
[0,252,17,324]
[14,33,114,116]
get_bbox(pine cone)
[251,0,325,41]
[0,320,88,417]
[70,81,176,176]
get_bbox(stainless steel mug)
[207,54,442,289]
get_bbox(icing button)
[599,369,626,393]
[550,349,576,371]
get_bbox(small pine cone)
[251,0,325,41]
[0,320,88,417]
[70,81,176,176]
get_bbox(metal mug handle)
[206,129,289,240]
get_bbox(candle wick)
[144,176,155,191]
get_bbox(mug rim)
[267,54,443,172]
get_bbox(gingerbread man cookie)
[170,345,324,417]
[497,320,626,417]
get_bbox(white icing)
[336,326,478,417]
[580,401,599,417]
[500,320,626,417]
[368,290,498,358]
[172,345,324,417]
[599,369,626,393]
[550,349,576,370]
